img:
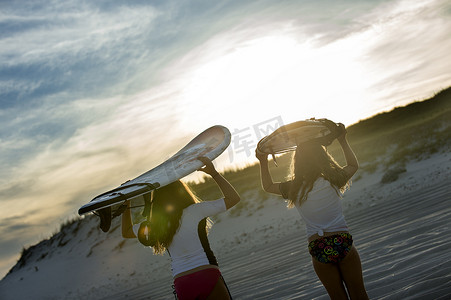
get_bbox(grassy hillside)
[342,87,451,168]
[189,87,451,200]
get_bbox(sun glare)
[169,26,379,172]
[177,30,370,131]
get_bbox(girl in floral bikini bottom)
[257,121,369,299]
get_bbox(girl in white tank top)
[257,121,369,299]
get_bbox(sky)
[1,0,450,278]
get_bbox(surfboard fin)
[97,206,112,232]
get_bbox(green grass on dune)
[342,87,451,168]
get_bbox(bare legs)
[312,246,369,300]
[206,277,231,300]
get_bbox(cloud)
[1,1,164,181]
[347,0,451,109]
[0,2,160,104]
[0,0,248,170]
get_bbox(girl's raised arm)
[337,123,359,179]
[198,157,240,209]
[256,150,282,195]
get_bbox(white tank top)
[280,178,348,238]
[133,198,226,277]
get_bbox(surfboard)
[78,125,231,217]
[256,118,341,155]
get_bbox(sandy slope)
[0,152,450,299]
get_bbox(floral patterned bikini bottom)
[308,233,353,264]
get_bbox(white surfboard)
[78,125,231,216]
[257,118,340,155]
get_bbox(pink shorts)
[174,268,221,300]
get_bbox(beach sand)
[0,152,450,299]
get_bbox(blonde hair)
[287,143,350,208]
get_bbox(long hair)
[148,180,199,254]
[287,143,350,208]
